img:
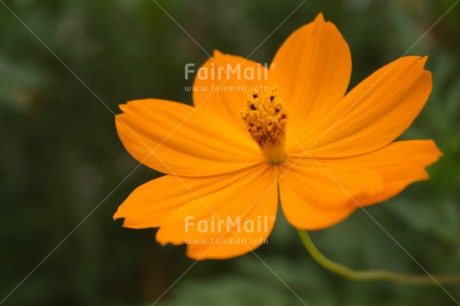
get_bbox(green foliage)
[1,0,459,305]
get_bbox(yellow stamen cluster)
[240,87,287,165]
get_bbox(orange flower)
[114,14,441,259]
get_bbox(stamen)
[240,87,287,164]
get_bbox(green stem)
[297,229,460,285]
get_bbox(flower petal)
[193,50,268,131]
[318,140,442,206]
[116,99,262,177]
[278,158,383,230]
[113,167,262,229]
[156,164,278,260]
[269,13,351,150]
[298,56,432,158]
[279,187,355,230]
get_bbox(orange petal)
[279,185,356,231]
[278,158,384,230]
[156,164,278,260]
[298,56,432,158]
[113,167,264,229]
[193,50,268,131]
[317,140,442,206]
[269,13,351,150]
[116,99,262,176]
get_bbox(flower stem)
[297,229,460,285]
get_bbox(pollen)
[240,87,287,165]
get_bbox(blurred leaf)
[0,57,44,112]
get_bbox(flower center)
[240,87,287,165]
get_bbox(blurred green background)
[1,0,460,305]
